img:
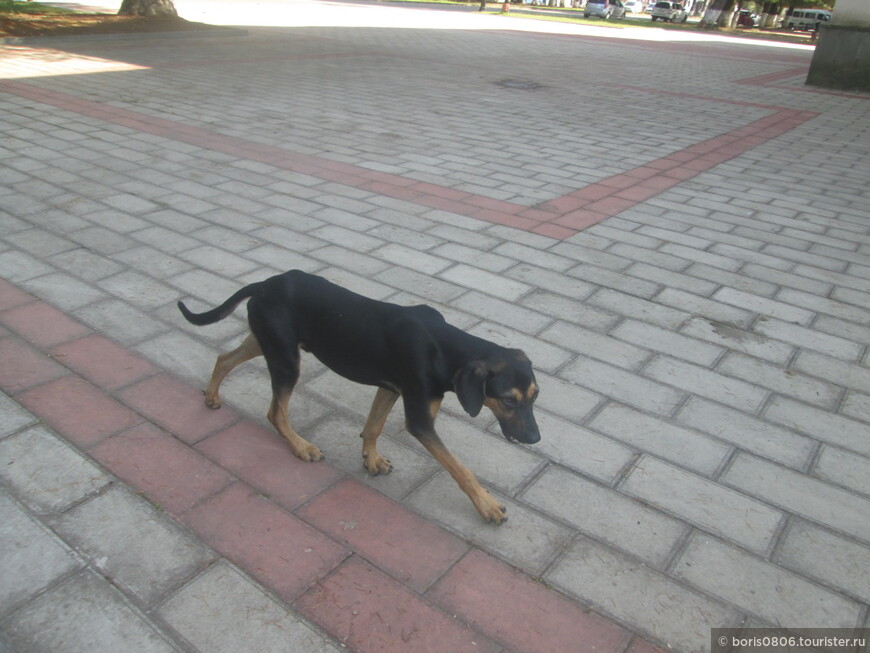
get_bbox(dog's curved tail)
[177,283,260,326]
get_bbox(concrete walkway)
[1,2,869,651]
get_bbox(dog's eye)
[500,397,518,408]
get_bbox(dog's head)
[453,349,540,445]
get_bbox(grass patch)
[0,1,80,15]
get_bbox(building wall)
[806,0,870,91]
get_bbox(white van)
[783,9,831,31]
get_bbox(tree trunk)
[118,0,178,16]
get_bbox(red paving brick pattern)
[0,73,819,240]
[0,278,652,652]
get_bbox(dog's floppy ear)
[453,361,488,417]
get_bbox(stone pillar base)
[806,24,870,92]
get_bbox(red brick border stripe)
[0,79,818,239]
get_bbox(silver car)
[584,0,627,19]
[650,0,688,22]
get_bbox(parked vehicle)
[584,0,627,19]
[650,0,687,22]
[622,0,644,13]
[737,10,759,27]
[783,8,831,31]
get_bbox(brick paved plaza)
[1,1,869,651]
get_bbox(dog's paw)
[362,452,393,476]
[296,443,324,462]
[203,390,221,409]
[475,492,508,525]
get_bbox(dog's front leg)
[415,429,507,525]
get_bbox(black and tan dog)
[178,269,540,524]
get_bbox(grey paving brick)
[98,270,181,311]
[5,229,77,258]
[673,534,862,628]
[712,287,814,326]
[679,316,794,365]
[591,402,730,476]
[0,426,111,514]
[644,356,767,413]
[133,226,202,255]
[621,455,783,553]
[368,223,445,251]
[4,570,180,653]
[69,225,137,254]
[786,289,870,328]
[717,352,841,410]
[800,266,870,296]
[659,243,743,271]
[370,242,450,276]
[687,263,780,298]
[74,298,168,346]
[440,264,531,302]
[678,397,814,469]
[636,226,713,250]
[546,536,738,653]
[655,289,753,328]
[431,242,514,273]
[308,245,387,276]
[159,562,339,653]
[589,288,689,329]
[722,453,870,544]
[762,244,847,272]
[135,332,219,386]
[567,264,661,299]
[550,241,632,271]
[765,396,870,457]
[562,355,684,416]
[0,392,36,439]
[51,485,215,607]
[406,472,573,575]
[113,246,192,279]
[532,411,634,483]
[505,263,596,301]
[626,262,718,294]
[533,371,603,424]
[181,246,260,278]
[250,225,326,253]
[520,290,620,332]
[522,466,686,568]
[776,519,870,604]
[709,243,795,271]
[20,272,106,311]
[374,267,465,303]
[541,321,650,369]
[841,391,870,426]
[742,264,832,295]
[0,490,80,617]
[494,241,575,272]
[613,319,723,367]
[451,291,552,334]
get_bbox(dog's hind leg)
[267,386,324,462]
[203,333,262,409]
[360,388,399,476]
[261,345,324,463]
